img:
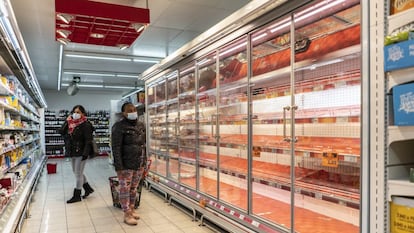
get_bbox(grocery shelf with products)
[44,110,65,157]
[45,109,111,157]
[143,1,364,232]
[382,3,414,232]
[0,4,45,229]
[0,74,43,233]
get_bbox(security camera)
[67,76,81,96]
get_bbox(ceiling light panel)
[55,0,150,47]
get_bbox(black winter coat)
[111,118,146,171]
[59,120,94,159]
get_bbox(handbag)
[89,139,100,159]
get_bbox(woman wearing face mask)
[111,102,146,226]
[59,105,95,203]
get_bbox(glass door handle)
[291,105,298,143]
[283,106,291,142]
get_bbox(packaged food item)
[390,0,414,15]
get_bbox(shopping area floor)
[20,158,214,233]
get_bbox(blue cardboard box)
[384,40,414,72]
[393,82,414,125]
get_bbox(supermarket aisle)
[20,158,213,233]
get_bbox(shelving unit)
[44,109,111,157]
[88,110,111,155]
[0,60,43,233]
[385,7,414,190]
[0,77,43,233]
[384,5,414,232]
[44,110,65,157]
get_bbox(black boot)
[82,182,94,198]
[67,189,82,203]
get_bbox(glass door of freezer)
[217,38,248,210]
[291,2,361,233]
[178,65,197,189]
[166,73,179,182]
[197,52,219,198]
[147,81,168,178]
[249,1,361,231]
[250,15,293,228]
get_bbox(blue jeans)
[71,156,88,189]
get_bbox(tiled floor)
[21,157,214,233]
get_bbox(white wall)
[43,90,123,112]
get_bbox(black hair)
[121,102,134,112]
[71,105,86,114]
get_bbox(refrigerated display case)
[144,0,365,232]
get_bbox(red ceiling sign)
[55,0,150,47]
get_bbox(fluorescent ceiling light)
[122,87,144,99]
[57,38,70,45]
[118,44,129,50]
[90,32,105,39]
[58,45,63,91]
[57,29,71,38]
[64,71,115,77]
[57,13,73,24]
[116,74,138,78]
[65,52,163,63]
[131,23,146,33]
[65,54,131,61]
[62,83,135,89]
[62,83,103,88]
[133,58,159,63]
[63,71,139,78]
[104,85,135,89]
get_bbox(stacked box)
[393,82,414,125]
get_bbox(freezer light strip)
[269,0,346,33]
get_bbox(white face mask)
[72,113,81,120]
[126,112,138,120]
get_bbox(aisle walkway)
[21,158,213,233]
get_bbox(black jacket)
[111,118,146,171]
[59,120,94,159]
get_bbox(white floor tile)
[21,157,214,233]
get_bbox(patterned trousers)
[116,169,143,212]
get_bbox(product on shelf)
[393,82,414,126]
[390,196,414,232]
[390,0,414,15]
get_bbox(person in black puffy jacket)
[111,102,146,226]
[59,105,95,204]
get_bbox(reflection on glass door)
[250,15,293,228]
[197,52,218,198]
[292,1,361,233]
[217,38,248,209]
[166,72,179,181]
[178,64,197,189]
[149,81,167,177]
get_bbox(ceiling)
[9,0,251,96]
